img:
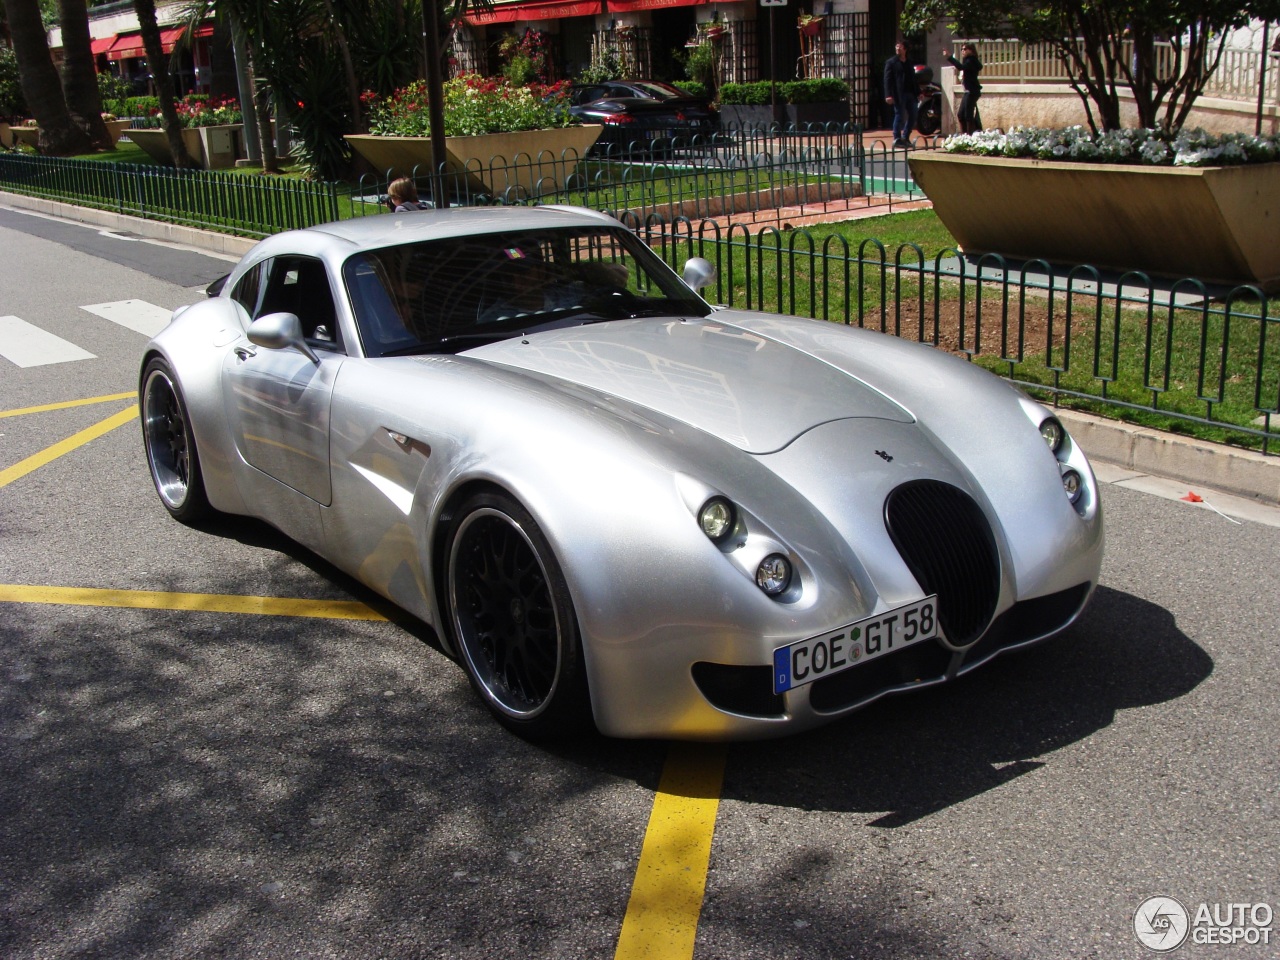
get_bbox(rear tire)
[141,358,212,523]
[445,492,592,739]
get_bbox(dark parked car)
[569,80,719,156]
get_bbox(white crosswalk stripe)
[0,315,97,367]
[0,300,173,368]
[80,300,173,337]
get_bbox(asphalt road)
[1,204,1277,960]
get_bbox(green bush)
[122,96,161,117]
[0,46,25,119]
[718,78,849,105]
[780,78,849,104]
[673,81,707,99]
[719,82,771,105]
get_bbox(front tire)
[141,358,211,523]
[446,492,591,738]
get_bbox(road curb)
[1057,409,1279,506]
[1,191,258,258]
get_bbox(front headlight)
[1040,417,1065,453]
[698,497,736,544]
[1061,468,1083,504]
[755,554,792,596]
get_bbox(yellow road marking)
[0,404,138,490]
[616,743,727,960]
[0,391,135,419]
[0,584,387,621]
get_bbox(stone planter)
[104,119,131,145]
[908,152,1280,291]
[9,125,40,149]
[0,122,11,149]
[127,125,243,169]
[719,103,849,128]
[345,126,603,200]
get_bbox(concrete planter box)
[127,125,243,169]
[345,126,603,200]
[908,152,1280,291]
[104,118,131,145]
[6,120,131,150]
[719,103,849,128]
[9,125,40,148]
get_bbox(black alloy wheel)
[446,492,591,738]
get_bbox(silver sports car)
[139,205,1103,740]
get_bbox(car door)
[221,254,343,506]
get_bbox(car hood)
[462,314,914,453]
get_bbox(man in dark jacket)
[883,41,919,148]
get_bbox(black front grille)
[884,480,1000,647]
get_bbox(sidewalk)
[3,190,1277,511]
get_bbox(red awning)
[105,27,188,60]
[606,0,706,10]
[106,33,144,61]
[90,35,116,56]
[193,24,215,39]
[467,0,601,24]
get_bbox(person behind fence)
[943,43,983,134]
[883,41,921,149]
[386,177,429,212]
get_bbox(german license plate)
[772,596,939,694]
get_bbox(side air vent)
[884,480,1000,647]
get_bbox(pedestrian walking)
[883,41,920,148]
[943,43,983,134]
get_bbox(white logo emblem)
[1135,896,1190,951]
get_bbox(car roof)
[253,205,621,260]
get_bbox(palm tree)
[57,0,113,149]
[132,0,196,167]
[1,0,92,154]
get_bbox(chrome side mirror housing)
[247,312,320,363]
[682,257,717,295]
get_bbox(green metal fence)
[640,217,1279,455]
[0,153,341,237]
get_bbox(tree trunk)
[250,49,280,173]
[132,0,196,167]
[1,0,93,154]
[57,0,113,149]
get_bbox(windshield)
[343,225,712,358]
[632,81,688,99]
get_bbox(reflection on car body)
[139,205,1103,741]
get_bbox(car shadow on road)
[713,585,1211,824]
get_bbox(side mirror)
[682,257,716,295]
[247,312,320,363]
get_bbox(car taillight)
[602,114,635,124]
[676,111,686,121]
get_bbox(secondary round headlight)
[1062,468,1083,503]
[1040,417,1065,453]
[755,554,792,596]
[698,497,736,543]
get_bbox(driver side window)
[255,255,343,349]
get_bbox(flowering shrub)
[942,126,1280,167]
[363,75,572,137]
[137,95,242,128]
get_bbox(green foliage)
[96,72,133,115]
[719,79,849,105]
[576,51,621,84]
[779,78,849,104]
[682,40,721,93]
[0,46,25,119]
[673,81,707,99]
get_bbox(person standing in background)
[943,43,983,134]
[883,41,920,149]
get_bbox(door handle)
[234,345,257,361]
